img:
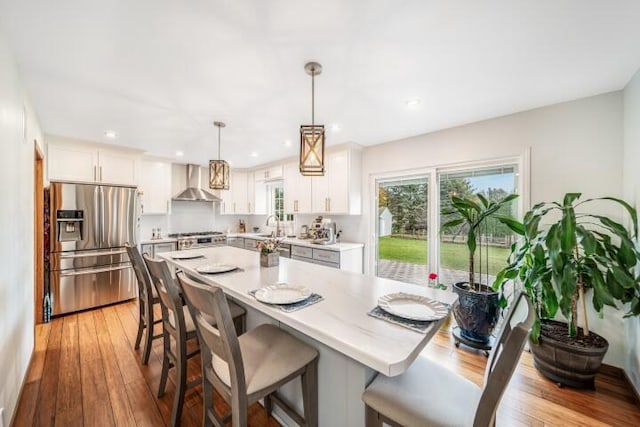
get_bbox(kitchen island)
[160,246,456,427]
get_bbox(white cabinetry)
[283,162,312,214]
[311,149,360,215]
[47,139,138,185]
[138,159,172,215]
[254,165,283,181]
[220,171,251,215]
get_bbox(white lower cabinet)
[290,245,362,273]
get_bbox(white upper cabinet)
[138,159,172,215]
[47,138,139,186]
[98,149,138,185]
[47,143,97,183]
[310,149,362,215]
[255,165,283,181]
[220,171,251,215]
[284,162,312,214]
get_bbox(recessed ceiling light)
[104,130,118,139]
[405,98,421,108]
[331,124,342,132]
[250,151,259,158]
[284,140,292,147]
[175,150,184,157]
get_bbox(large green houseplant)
[441,192,519,345]
[493,193,640,388]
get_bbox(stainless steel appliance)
[172,164,221,202]
[49,182,138,315]
[309,217,338,245]
[169,231,227,250]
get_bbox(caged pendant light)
[299,61,325,176]
[209,121,230,190]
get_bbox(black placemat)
[367,306,447,334]
[249,289,324,312]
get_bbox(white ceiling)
[2,0,640,167]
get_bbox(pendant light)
[299,61,325,176]
[209,121,230,190]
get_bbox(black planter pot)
[452,282,500,344]
[529,319,609,389]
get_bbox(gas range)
[168,231,227,250]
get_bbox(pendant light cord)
[311,68,315,127]
[217,125,221,161]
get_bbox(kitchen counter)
[228,232,364,252]
[160,246,455,426]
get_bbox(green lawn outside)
[378,236,511,275]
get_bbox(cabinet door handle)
[248,202,251,213]
[99,166,103,182]
[93,165,97,181]
[233,202,236,213]
[166,200,169,213]
[294,200,298,212]
[328,198,331,212]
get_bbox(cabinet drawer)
[227,238,244,248]
[312,259,339,269]
[291,245,313,259]
[312,248,340,264]
[154,242,177,254]
[244,239,258,251]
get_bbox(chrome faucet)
[265,214,281,237]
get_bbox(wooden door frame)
[34,141,44,324]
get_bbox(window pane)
[438,165,518,286]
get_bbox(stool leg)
[171,338,188,427]
[365,404,383,427]
[141,303,154,365]
[203,378,214,427]
[301,359,318,427]
[134,299,144,350]
[158,329,170,398]
[264,394,273,416]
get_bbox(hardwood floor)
[12,300,640,426]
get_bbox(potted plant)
[440,192,519,345]
[493,193,640,388]
[256,238,282,267]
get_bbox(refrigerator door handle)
[59,249,127,259]
[59,264,131,277]
[93,185,101,246]
[99,185,106,248]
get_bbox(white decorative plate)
[195,264,238,274]
[254,283,312,305]
[378,292,449,321]
[171,252,205,260]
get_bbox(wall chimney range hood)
[173,164,221,202]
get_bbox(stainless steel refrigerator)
[49,182,138,315]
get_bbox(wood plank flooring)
[12,300,640,426]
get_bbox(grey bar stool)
[362,292,535,427]
[144,256,247,427]
[177,272,319,427]
[125,243,163,365]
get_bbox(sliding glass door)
[438,165,518,286]
[375,176,430,285]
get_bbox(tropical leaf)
[495,216,525,235]
[563,193,582,207]
[560,206,577,254]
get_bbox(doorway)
[34,142,44,324]
[375,175,430,285]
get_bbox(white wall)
[623,68,640,394]
[0,32,43,425]
[358,92,626,366]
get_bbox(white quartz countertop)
[159,246,456,376]
[139,237,178,245]
[227,233,364,252]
